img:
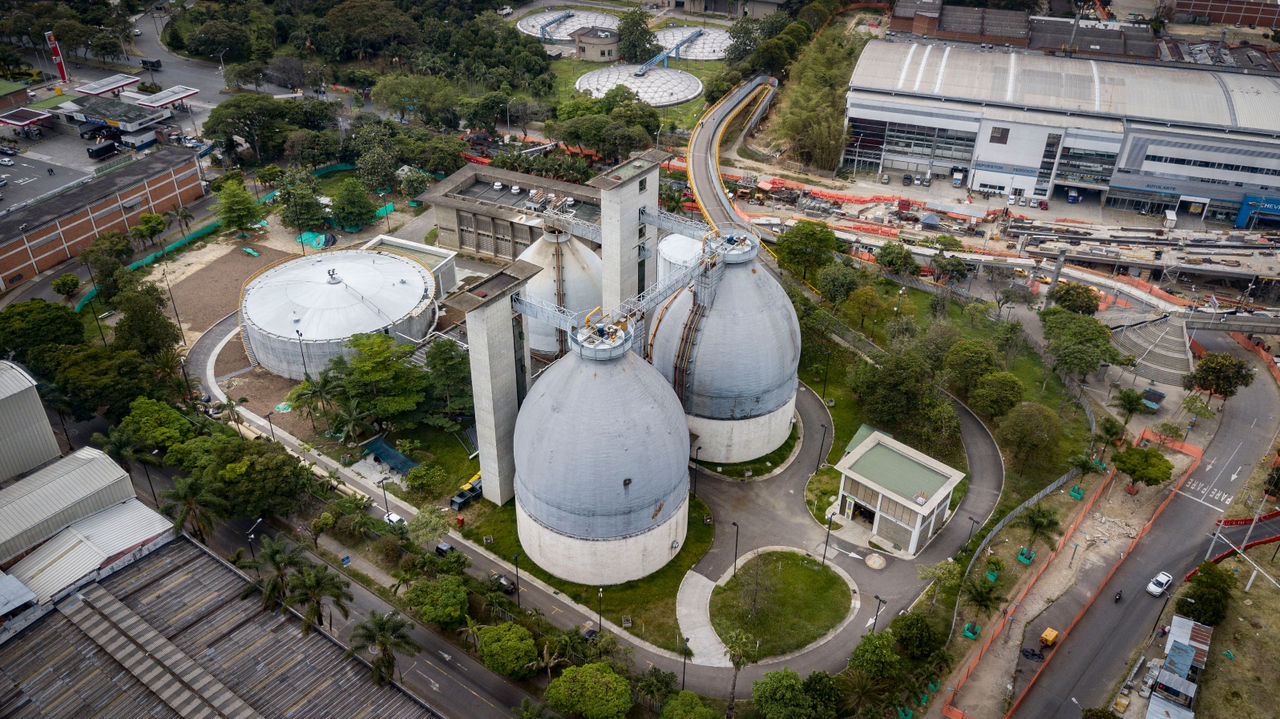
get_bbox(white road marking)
[1175,489,1228,513]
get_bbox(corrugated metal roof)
[8,499,171,603]
[850,40,1280,134]
[0,447,133,563]
[0,360,38,399]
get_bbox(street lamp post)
[178,356,194,400]
[216,48,228,77]
[821,513,834,567]
[597,587,603,631]
[681,637,690,690]
[820,348,831,401]
[80,259,108,345]
[512,552,522,608]
[245,518,263,579]
[264,411,277,441]
[140,458,158,506]
[967,516,980,544]
[872,594,887,631]
[295,330,310,378]
[818,423,828,469]
[731,521,739,576]
[377,479,390,516]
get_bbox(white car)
[0,158,13,166]
[133,28,143,36]
[383,511,405,525]
[1146,571,1172,596]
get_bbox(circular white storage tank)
[240,250,436,380]
[648,237,800,464]
[657,234,701,288]
[514,325,689,585]
[516,232,603,356]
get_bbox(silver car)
[1146,571,1172,596]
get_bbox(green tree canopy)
[476,623,537,678]
[617,8,660,62]
[876,241,920,276]
[1040,306,1117,380]
[54,346,154,420]
[1112,446,1175,487]
[943,339,997,399]
[330,177,377,230]
[166,433,313,518]
[545,662,633,719]
[406,574,468,629]
[846,285,884,329]
[969,371,1023,418]
[1048,281,1101,315]
[752,668,815,719]
[889,612,943,661]
[0,298,85,365]
[660,691,719,719]
[216,177,264,234]
[276,170,326,231]
[1183,351,1254,402]
[816,262,863,304]
[111,281,182,359]
[995,401,1060,472]
[848,630,902,678]
[51,273,81,302]
[777,220,839,280]
[118,397,195,452]
[1177,561,1235,625]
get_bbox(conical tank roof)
[649,244,800,421]
[515,232,603,354]
[514,327,689,540]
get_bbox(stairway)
[1110,317,1192,386]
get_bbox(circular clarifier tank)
[516,10,618,41]
[654,27,731,60]
[574,66,703,107]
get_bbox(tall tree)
[1113,446,1175,488]
[1182,352,1254,406]
[243,534,308,611]
[330,178,377,229]
[112,281,183,359]
[752,668,815,719]
[1048,281,1101,315]
[476,623,537,679]
[917,558,962,612]
[995,401,1060,472]
[943,339,997,399]
[406,574,469,629]
[216,177,264,236]
[616,8,660,63]
[0,298,85,364]
[1015,503,1062,548]
[723,629,755,719]
[969,371,1023,418]
[776,220,839,281]
[545,662,633,719]
[876,242,920,276]
[159,476,225,542]
[52,273,81,302]
[346,610,422,685]
[286,563,353,635]
[1110,388,1151,429]
[276,170,326,232]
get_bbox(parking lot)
[0,151,90,213]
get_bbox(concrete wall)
[0,156,203,291]
[516,495,688,585]
[0,379,60,483]
[468,300,526,506]
[687,394,795,464]
[970,118,1058,197]
[599,166,659,312]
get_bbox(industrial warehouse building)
[842,40,1280,226]
[834,426,965,557]
[0,146,204,291]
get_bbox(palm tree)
[1111,388,1148,429]
[1015,504,1062,549]
[527,631,573,680]
[331,397,372,443]
[1095,416,1126,459]
[243,534,308,611]
[722,629,755,719]
[213,396,250,437]
[286,563,353,635]
[634,666,676,711]
[458,614,485,650]
[1067,453,1098,479]
[962,577,1007,613]
[91,425,159,476]
[165,205,194,236]
[149,346,184,397]
[510,699,550,719]
[159,476,224,542]
[346,610,422,686]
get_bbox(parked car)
[1007,195,1016,205]
[1018,196,1027,207]
[902,174,913,186]
[383,511,405,525]
[1146,571,1172,596]
[0,158,13,166]
[880,173,890,184]
[492,574,516,594]
[913,175,922,186]
[0,178,7,187]
[0,146,16,155]
[1039,200,1050,210]
[921,175,932,187]
[435,542,456,557]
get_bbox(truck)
[1066,188,1080,204]
[86,140,118,160]
[140,58,162,71]
[1163,209,1177,229]
[952,169,964,187]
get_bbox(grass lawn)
[697,424,797,478]
[383,426,480,507]
[709,551,851,658]
[459,494,714,653]
[316,169,356,196]
[804,466,844,529]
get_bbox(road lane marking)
[1176,490,1228,513]
[422,658,496,708]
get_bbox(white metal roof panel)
[74,73,140,96]
[849,40,1279,134]
[0,448,133,563]
[0,573,35,614]
[135,85,199,108]
[0,360,37,399]
[8,499,170,603]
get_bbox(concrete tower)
[588,149,667,313]
[447,261,542,506]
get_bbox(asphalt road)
[1012,330,1280,717]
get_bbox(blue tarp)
[362,436,418,475]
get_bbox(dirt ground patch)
[218,366,307,436]
[168,242,289,336]
[213,332,252,378]
[944,449,1196,718]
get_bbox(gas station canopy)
[75,74,140,96]
[0,107,52,127]
[135,86,199,109]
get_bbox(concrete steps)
[1111,317,1191,386]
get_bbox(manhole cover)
[865,553,886,570]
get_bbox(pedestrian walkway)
[675,572,731,667]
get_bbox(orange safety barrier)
[1189,338,1207,358]
[1229,331,1280,385]
[942,467,1118,718]
[1002,430,1202,718]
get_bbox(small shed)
[920,213,941,228]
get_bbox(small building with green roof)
[834,424,965,556]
